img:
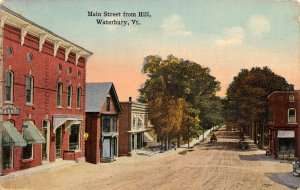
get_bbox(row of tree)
[138,55,223,149]
[224,67,293,147]
[138,55,293,150]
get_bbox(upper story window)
[102,116,117,133]
[5,71,13,102]
[7,47,13,57]
[25,75,33,105]
[288,108,296,124]
[289,95,295,102]
[57,64,62,72]
[102,116,110,132]
[76,87,81,108]
[106,97,110,111]
[57,83,63,107]
[67,67,72,75]
[26,53,33,63]
[112,117,117,132]
[77,71,81,78]
[132,114,137,128]
[67,85,72,108]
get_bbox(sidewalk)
[0,159,78,181]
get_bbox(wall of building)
[118,102,131,156]
[85,90,120,164]
[268,91,300,160]
[268,92,300,126]
[85,113,100,164]
[2,23,87,173]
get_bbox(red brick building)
[268,91,300,160]
[85,83,122,164]
[0,6,92,175]
[119,99,155,157]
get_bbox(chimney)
[129,97,132,102]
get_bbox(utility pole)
[188,117,190,148]
[203,125,205,140]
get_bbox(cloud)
[215,26,245,47]
[161,14,192,36]
[247,15,271,36]
[104,25,116,31]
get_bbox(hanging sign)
[0,105,20,115]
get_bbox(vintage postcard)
[0,0,299,189]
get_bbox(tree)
[225,67,293,147]
[139,55,222,148]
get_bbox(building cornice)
[0,5,93,62]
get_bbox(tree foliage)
[224,67,293,144]
[138,55,223,147]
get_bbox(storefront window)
[69,124,80,150]
[2,146,13,169]
[131,134,135,150]
[278,138,294,155]
[22,144,33,160]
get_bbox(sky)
[3,0,300,101]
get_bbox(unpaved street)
[1,128,297,190]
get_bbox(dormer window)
[106,96,110,111]
[289,95,294,102]
[288,108,296,124]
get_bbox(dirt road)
[1,128,297,190]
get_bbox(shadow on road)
[239,154,277,161]
[265,172,300,189]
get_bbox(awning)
[144,132,154,143]
[277,130,295,138]
[1,121,26,147]
[53,115,83,132]
[127,128,149,133]
[23,121,46,144]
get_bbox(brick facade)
[268,91,300,160]
[85,84,121,164]
[0,6,92,174]
[118,102,131,156]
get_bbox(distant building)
[268,91,300,160]
[0,6,92,175]
[119,98,155,156]
[85,83,122,163]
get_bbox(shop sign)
[0,105,20,115]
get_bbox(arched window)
[67,85,72,108]
[25,75,33,104]
[76,87,81,108]
[288,108,296,123]
[7,47,13,57]
[5,71,13,102]
[26,53,33,63]
[57,83,63,107]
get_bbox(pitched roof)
[85,82,122,113]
